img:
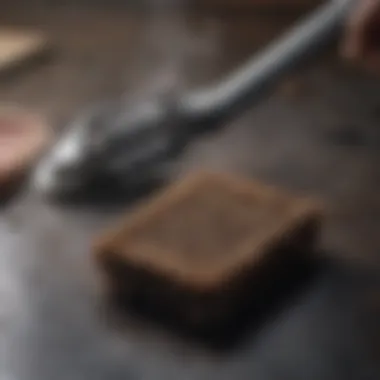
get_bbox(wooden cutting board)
[0,29,50,76]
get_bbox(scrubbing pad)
[95,172,322,334]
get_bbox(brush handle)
[181,0,355,133]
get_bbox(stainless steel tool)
[33,0,355,198]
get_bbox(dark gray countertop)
[0,6,379,380]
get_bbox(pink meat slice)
[0,108,51,186]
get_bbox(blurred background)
[0,0,323,125]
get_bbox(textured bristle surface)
[96,172,322,286]
[126,178,291,265]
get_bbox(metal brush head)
[32,97,189,198]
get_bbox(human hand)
[342,0,380,74]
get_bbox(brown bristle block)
[94,171,323,333]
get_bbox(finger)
[342,0,378,59]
